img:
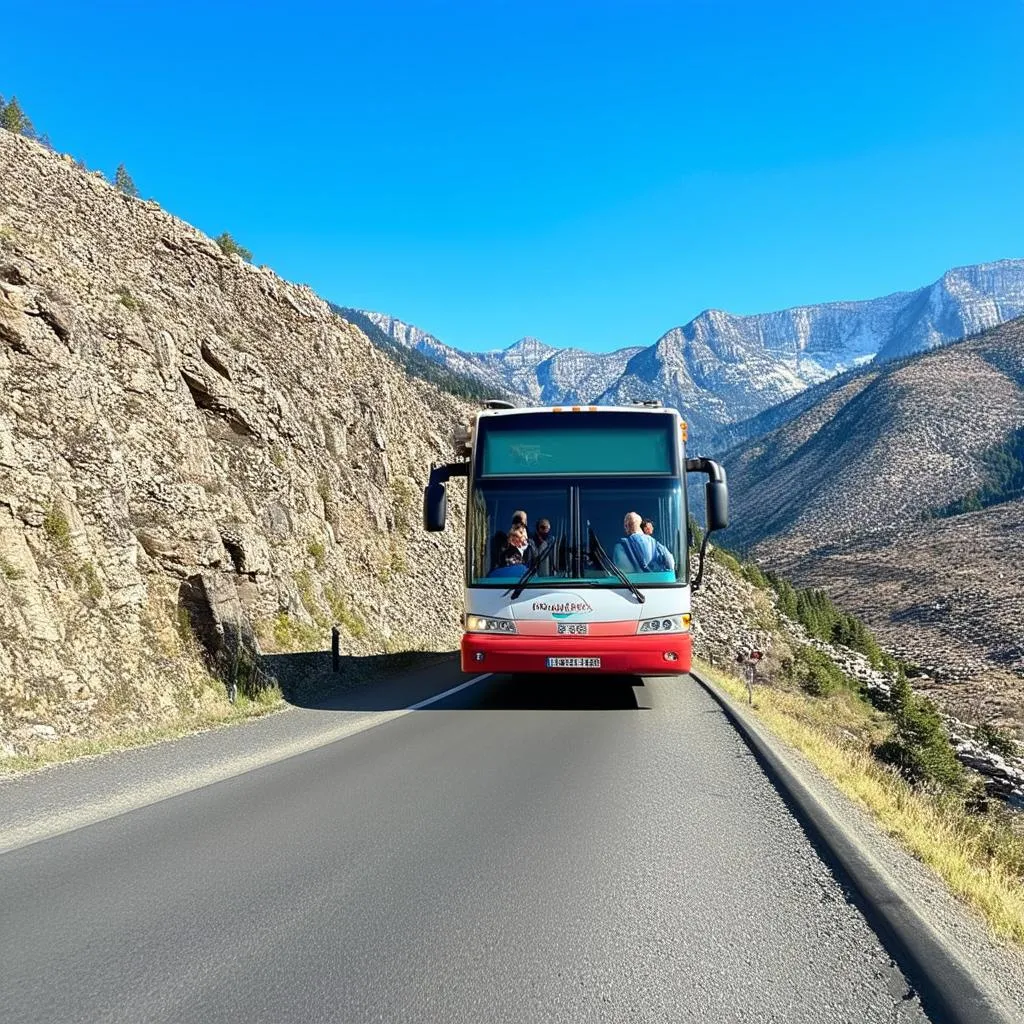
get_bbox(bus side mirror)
[686,456,730,592]
[422,461,467,533]
[705,480,729,533]
[424,481,447,532]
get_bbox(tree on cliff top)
[0,95,35,137]
[216,233,253,263]
[114,164,140,198]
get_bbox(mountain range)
[353,272,1024,732]
[348,259,1024,449]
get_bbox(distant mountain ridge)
[352,260,1024,448]
[720,314,1024,728]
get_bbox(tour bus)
[423,401,729,676]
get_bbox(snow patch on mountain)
[353,259,1024,446]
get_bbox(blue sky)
[4,1,1023,352]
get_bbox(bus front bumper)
[461,632,692,676]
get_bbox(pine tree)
[876,672,965,791]
[0,95,35,137]
[114,164,140,198]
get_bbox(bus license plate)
[557,623,588,636]
[546,657,601,669]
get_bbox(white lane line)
[408,673,490,710]
[0,672,493,856]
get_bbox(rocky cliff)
[0,131,473,755]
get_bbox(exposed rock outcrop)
[0,131,472,754]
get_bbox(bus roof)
[475,403,681,420]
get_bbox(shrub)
[740,561,767,589]
[875,672,967,792]
[43,503,72,550]
[271,612,320,650]
[711,546,741,573]
[117,287,141,311]
[976,723,1020,759]
[794,645,847,697]
[307,539,326,569]
[216,232,253,262]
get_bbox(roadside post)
[332,625,340,673]
[737,650,762,703]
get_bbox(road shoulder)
[692,669,1024,1024]
[0,655,479,855]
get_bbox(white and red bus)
[423,402,729,677]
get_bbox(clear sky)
[3,1,1023,352]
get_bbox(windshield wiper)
[507,560,543,601]
[588,527,645,604]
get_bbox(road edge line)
[690,669,1017,1024]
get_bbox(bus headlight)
[637,614,690,634]
[466,615,518,634]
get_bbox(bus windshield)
[467,477,686,587]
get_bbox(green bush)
[43,503,72,550]
[794,645,847,697]
[711,546,741,573]
[740,561,768,589]
[975,723,1020,759]
[117,287,141,311]
[216,232,253,262]
[875,672,966,792]
[307,539,326,569]
[0,95,34,137]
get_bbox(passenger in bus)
[487,546,528,578]
[490,510,530,570]
[508,523,532,565]
[641,518,655,536]
[613,511,675,573]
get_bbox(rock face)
[0,131,473,753]
[357,260,1024,448]
[723,316,1024,731]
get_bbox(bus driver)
[612,511,675,574]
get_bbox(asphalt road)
[0,670,929,1023]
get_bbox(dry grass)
[0,685,284,778]
[696,658,1024,947]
